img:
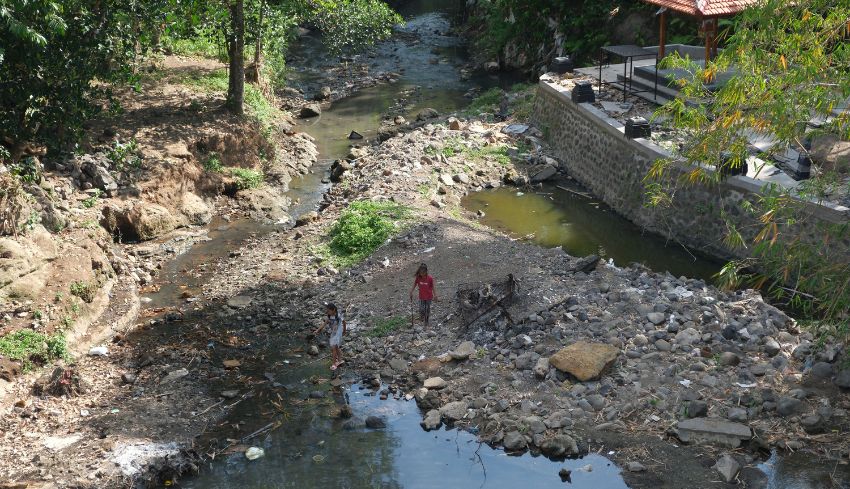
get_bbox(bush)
[70,280,97,303]
[204,153,223,173]
[106,139,141,171]
[328,201,411,264]
[0,330,69,371]
[228,167,264,189]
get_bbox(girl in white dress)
[313,303,346,370]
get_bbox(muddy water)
[462,184,723,281]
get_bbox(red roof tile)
[642,0,761,17]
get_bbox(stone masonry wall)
[531,79,850,263]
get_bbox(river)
[171,1,846,488]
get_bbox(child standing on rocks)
[410,263,437,327]
[314,303,346,370]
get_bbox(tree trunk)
[254,0,265,68]
[246,0,265,84]
[226,0,245,115]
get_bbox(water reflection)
[462,184,722,281]
[760,451,850,489]
[182,383,628,489]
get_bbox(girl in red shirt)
[409,263,437,327]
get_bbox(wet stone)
[365,416,387,429]
[503,431,527,451]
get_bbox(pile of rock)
[67,153,119,196]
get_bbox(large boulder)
[439,401,468,422]
[0,225,58,301]
[450,341,476,361]
[101,202,176,242]
[539,434,578,457]
[329,160,352,183]
[299,103,322,118]
[549,342,620,381]
[180,192,212,225]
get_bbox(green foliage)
[70,280,97,303]
[181,69,282,128]
[648,0,850,332]
[0,0,157,147]
[106,139,141,171]
[465,88,503,116]
[328,200,411,265]
[8,156,42,183]
[464,84,536,121]
[366,316,406,337]
[81,190,101,208]
[228,167,263,189]
[467,1,678,66]
[508,83,537,121]
[0,329,69,371]
[204,153,223,172]
[308,0,402,56]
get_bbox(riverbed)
[167,2,847,489]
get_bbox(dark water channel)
[153,2,848,488]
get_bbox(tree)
[0,0,162,152]
[646,0,850,323]
[226,0,245,115]
[221,0,402,114]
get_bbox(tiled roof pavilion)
[641,0,761,59]
[642,0,761,18]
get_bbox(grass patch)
[228,167,264,189]
[366,316,407,337]
[508,83,537,122]
[327,201,412,266]
[428,137,512,166]
[0,330,69,371]
[465,87,504,116]
[163,36,227,61]
[463,84,537,121]
[179,69,283,129]
[70,280,97,303]
[466,145,511,166]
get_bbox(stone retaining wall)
[531,79,850,263]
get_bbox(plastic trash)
[88,346,108,356]
[312,454,325,463]
[245,447,265,460]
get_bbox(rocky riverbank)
[187,116,850,487]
